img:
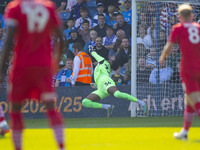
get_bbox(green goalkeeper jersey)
[91,51,111,86]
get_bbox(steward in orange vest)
[71,43,93,86]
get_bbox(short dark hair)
[111,60,120,71]
[80,7,88,13]
[72,43,83,51]
[117,13,123,17]
[122,37,129,42]
[82,20,89,25]
[67,17,75,22]
[98,14,105,19]
[66,58,73,62]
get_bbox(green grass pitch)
[0,116,199,150]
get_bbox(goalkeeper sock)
[82,99,103,109]
[113,91,142,104]
[183,105,194,131]
[194,102,200,118]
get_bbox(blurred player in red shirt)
[0,0,65,149]
[160,3,200,140]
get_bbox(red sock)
[194,102,200,118]
[46,109,64,149]
[10,112,24,150]
[0,117,5,122]
[183,105,194,131]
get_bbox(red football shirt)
[169,22,200,75]
[4,0,61,68]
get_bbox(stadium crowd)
[0,0,200,88]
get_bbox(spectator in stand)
[115,37,131,67]
[115,14,131,38]
[149,59,173,84]
[63,18,75,40]
[147,17,156,40]
[113,29,126,53]
[52,0,66,12]
[96,0,119,12]
[70,43,93,86]
[67,27,85,52]
[119,0,129,12]
[92,3,110,27]
[111,64,124,85]
[102,25,117,51]
[110,11,119,28]
[78,20,90,43]
[138,13,148,30]
[167,15,178,35]
[86,0,97,17]
[55,58,73,87]
[137,25,152,50]
[146,47,156,69]
[0,27,4,52]
[83,30,97,53]
[170,59,181,84]
[75,7,92,30]
[137,43,147,59]
[71,0,87,20]
[137,57,151,83]
[167,44,180,72]
[107,5,116,23]
[94,14,109,38]
[121,0,132,25]
[65,0,77,13]
[123,58,131,84]
[90,36,109,67]
[160,29,167,49]
[160,2,178,30]
[146,2,156,23]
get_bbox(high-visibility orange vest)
[73,51,92,84]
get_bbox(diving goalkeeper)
[82,46,148,117]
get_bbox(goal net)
[132,0,200,117]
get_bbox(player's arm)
[55,80,60,87]
[159,42,174,64]
[0,26,16,83]
[70,56,81,86]
[52,27,64,70]
[89,46,105,63]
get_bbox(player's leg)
[174,94,194,140]
[107,86,147,114]
[9,102,24,150]
[188,91,200,117]
[0,104,9,135]
[82,93,102,108]
[42,93,65,150]
[82,91,114,117]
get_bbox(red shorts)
[181,71,200,94]
[8,67,55,102]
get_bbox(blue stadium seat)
[59,12,70,22]
[87,0,97,18]
[0,14,4,28]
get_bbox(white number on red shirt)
[188,26,200,44]
[21,2,50,33]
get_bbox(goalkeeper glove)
[89,45,96,53]
[90,83,97,89]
